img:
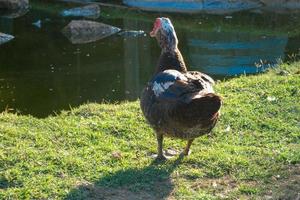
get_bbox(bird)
[140,17,222,161]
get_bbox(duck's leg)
[156,132,167,160]
[183,139,194,156]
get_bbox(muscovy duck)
[141,17,222,160]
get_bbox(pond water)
[0,0,299,117]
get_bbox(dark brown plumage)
[141,17,222,160]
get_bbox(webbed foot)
[153,154,168,163]
[181,149,192,156]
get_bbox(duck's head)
[150,17,178,52]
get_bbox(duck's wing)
[151,70,215,103]
[186,71,215,85]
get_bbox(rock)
[0,0,29,10]
[0,32,14,45]
[118,30,145,37]
[0,6,28,18]
[62,20,121,44]
[61,4,100,19]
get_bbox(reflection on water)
[0,3,299,117]
[187,32,288,75]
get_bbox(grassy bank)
[0,62,299,199]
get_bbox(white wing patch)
[151,69,187,97]
[152,81,174,97]
[164,70,187,81]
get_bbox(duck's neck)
[155,48,187,74]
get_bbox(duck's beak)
[150,18,161,37]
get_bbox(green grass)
[0,62,300,199]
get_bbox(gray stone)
[0,7,28,18]
[62,20,121,44]
[61,4,100,19]
[0,0,29,10]
[0,32,14,45]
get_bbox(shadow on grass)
[65,157,183,200]
[264,164,300,200]
[0,177,10,189]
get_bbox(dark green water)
[0,1,299,117]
